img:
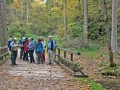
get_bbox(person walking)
[47,36,56,65]
[41,37,46,63]
[23,38,29,61]
[35,38,44,64]
[28,38,35,63]
[10,38,18,65]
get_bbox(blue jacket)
[35,42,44,53]
[29,41,35,50]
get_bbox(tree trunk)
[26,0,29,22]
[83,0,88,47]
[102,0,116,67]
[64,0,67,37]
[0,0,8,46]
[111,0,118,53]
[20,0,24,37]
[20,0,23,21]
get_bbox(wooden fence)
[0,46,8,65]
[55,47,88,78]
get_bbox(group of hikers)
[8,36,56,65]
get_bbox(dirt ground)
[0,52,88,90]
[74,51,120,90]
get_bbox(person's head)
[25,37,28,41]
[38,38,42,43]
[40,37,44,41]
[22,37,26,40]
[48,35,52,41]
[29,37,33,42]
[14,38,17,42]
[31,38,33,41]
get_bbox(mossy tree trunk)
[102,0,116,67]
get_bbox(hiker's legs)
[50,51,54,64]
[29,50,33,63]
[11,51,14,65]
[23,51,26,60]
[11,51,17,65]
[20,48,23,59]
[14,51,17,64]
[48,50,54,64]
[31,50,35,63]
[42,50,45,63]
[48,50,51,64]
[40,53,44,64]
[37,53,40,64]
[26,51,28,61]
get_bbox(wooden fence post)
[64,51,66,58]
[58,48,60,61]
[71,53,73,61]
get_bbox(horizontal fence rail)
[55,47,88,78]
[0,46,8,65]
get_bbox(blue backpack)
[36,43,44,53]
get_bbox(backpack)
[36,43,44,53]
[8,40,12,51]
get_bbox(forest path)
[0,50,86,90]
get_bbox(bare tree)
[102,0,116,67]
[83,0,88,47]
[0,0,8,46]
[64,0,67,37]
[111,0,118,53]
[26,0,29,22]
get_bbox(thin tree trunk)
[64,0,67,37]
[20,0,23,21]
[83,0,88,47]
[111,0,118,53]
[20,0,25,37]
[0,0,8,46]
[26,0,29,22]
[102,0,116,67]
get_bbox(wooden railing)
[55,47,88,78]
[0,46,8,64]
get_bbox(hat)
[40,37,44,39]
[14,38,17,40]
[22,37,26,39]
[48,35,52,38]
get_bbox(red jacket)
[24,41,29,52]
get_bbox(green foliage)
[68,22,83,38]
[6,0,13,5]
[74,78,106,90]
[8,21,20,38]
[90,80,106,90]
[80,43,100,52]
[99,62,120,76]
